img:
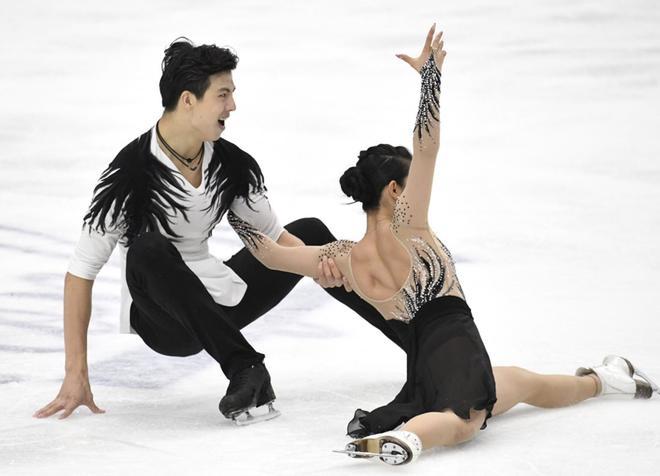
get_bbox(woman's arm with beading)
[394,24,446,228]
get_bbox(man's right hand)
[33,373,105,419]
[314,257,353,292]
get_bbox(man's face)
[190,72,236,141]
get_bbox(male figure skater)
[34,38,406,424]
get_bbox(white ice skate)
[576,355,658,398]
[333,430,422,465]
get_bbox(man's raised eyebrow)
[218,86,236,93]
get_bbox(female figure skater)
[227,25,658,465]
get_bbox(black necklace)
[156,122,204,171]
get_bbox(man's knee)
[143,336,203,358]
[160,342,203,357]
[285,217,335,246]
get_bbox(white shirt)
[67,127,284,333]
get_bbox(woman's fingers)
[432,31,444,49]
[432,33,446,70]
[395,53,414,67]
[423,23,436,54]
[397,24,443,72]
[437,49,447,67]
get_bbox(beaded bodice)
[321,197,465,323]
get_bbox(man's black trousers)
[126,218,408,378]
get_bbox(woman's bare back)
[321,198,465,323]
[348,224,411,301]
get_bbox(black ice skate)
[219,363,280,426]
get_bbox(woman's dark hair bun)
[339,144,412,212]
[340,166,373,204]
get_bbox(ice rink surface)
[1,0,660,474]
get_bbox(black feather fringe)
[203,138,265,238]
[82,130,266,247]
[83,131,189,246]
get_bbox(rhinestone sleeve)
[413,54,442,141]
[227,210,265,251]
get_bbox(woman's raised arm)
[395,24,446,228]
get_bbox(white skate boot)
[576,355,658,399]
[333,430,423,465]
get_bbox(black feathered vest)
[83,129,265,246]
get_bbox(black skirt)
[347,296,497,438]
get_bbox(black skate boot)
[218,363,280,426]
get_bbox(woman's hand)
[396,23,446,73]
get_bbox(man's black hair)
[159,37,239,111]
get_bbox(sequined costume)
[319,198,496,437]
[320,54,496,437]
[350,200,465,323]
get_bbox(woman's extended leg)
[492,366,599,416]
[401,409,487,448]
[398,367,598,450]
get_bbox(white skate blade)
[232,403,281,426]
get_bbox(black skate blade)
[335,438,410,465]
[634,368,660,395]
[332,449,394,458]
[232,403,281,426]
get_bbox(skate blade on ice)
[332,449,400,458]
[618,356,660,396]
[232,402,281,426]
[333,440,408,465]
[633,368,660,395]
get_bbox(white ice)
[1,1,659,475]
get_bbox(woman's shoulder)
[319,240,357,260]
[318,240,357,279]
